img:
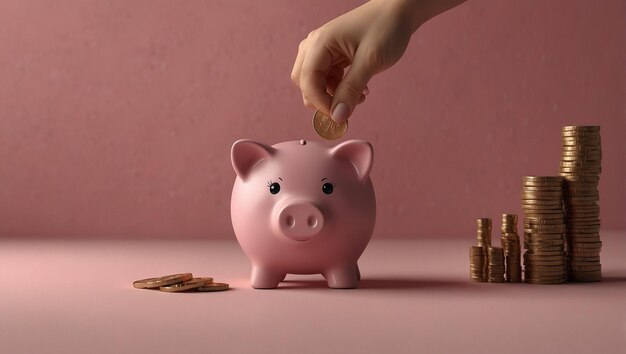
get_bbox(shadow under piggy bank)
[279,277,473,291]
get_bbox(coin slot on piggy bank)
[230,139,376,289]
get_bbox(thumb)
[330,51,374,123]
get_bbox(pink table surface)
[2,232,625,354]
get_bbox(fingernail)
[331,103,349,123]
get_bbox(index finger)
[299,45,333,117]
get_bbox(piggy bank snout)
[275,201,324,241]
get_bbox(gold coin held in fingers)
[312,110,348,140]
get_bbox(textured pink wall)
[0,0,624,239]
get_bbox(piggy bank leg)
[356,264,361,281]
[251,265,285,289]
[324,264,359,289]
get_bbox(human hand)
[291,0,465,123]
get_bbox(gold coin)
[524,253,566,260]
[525,250,565,256]
[564,180,599,186]
[564,191,599,198]
[561,136,601,141]
[569,259,601,264]
[525,270,568,277]
[522,200,563,206]
[569,269,602,276]
[198,277,214,284]
[527,263,567,269]
[562,175,600,182]
[159,278,207,292]
[560,160,601,167]
[561,140,601,146]
[561,145,602,150]
[522,187,563,193]
[570,240,602,246]
[312,110,348,140]
[524,220,566,226]
[525,279,567,284]
[561,134,601,140]
[561,149,601,154]
[525,261,565,267]
[524,241,566,248]
[524,217,565,224]
[476,218,492,226]
[561,154,601,161]
[133,273,193,289]
[524,246,565,253]
[568,234,601,240]
[562,126,600,131]
[521,190,563,197]
[523,213,565,219]
[196,282,230,292]
[523,176,563,183]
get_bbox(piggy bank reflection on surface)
[230,139,376,289]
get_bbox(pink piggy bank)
[230,139,376,289]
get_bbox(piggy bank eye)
[269,182,281,195]
[322,182,334,195]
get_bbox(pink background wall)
[0,0,624,239]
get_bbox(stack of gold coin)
[521,176,568,284]
[487,247,505,283]
[469,246,487,282]
[133,273,230,292]
[501,214,521,282]
[560,126,602,282]
[476,218,492,247]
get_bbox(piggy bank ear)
[330,140,373,183]
[231,139,276,181]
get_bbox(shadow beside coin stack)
[133,273,230,292]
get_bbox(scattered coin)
[133,273,230,293]
[196,282,230,292]
[133,273,193,289]
[160,278,208,292]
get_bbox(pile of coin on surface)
[312,110,348,140]
[560,126,602,282]
[487,247,505,282]
[133,273,230,292]
[501,214,522,282]
[469,246,487,282]
[469,218,506,283]
[522,176,568,284]
[476,218,492,248]
[468,126,602,285]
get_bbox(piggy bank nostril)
[307,215,318,228]
[286,215,295,228]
